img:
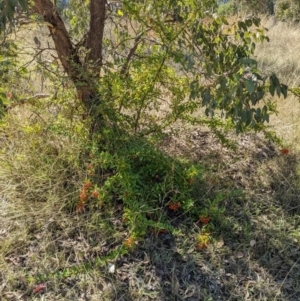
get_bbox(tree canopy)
[0,0,287,140]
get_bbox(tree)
[0,0,287,139]
[0,0,289,242]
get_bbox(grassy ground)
[256,18,300,147]
[0,17,300,301]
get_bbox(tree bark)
[33,0,79,81]
[85,0,106,74]
[32,0,106,110]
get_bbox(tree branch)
[5,94,50,111]
[120,33,144,76]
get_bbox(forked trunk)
[32,0,106,112]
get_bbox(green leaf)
[253,72,263,81]
[18,0,28,10]
[281,84,288,98]
[256,88,265,101]
[236,123,242,134]
[189,80,199,100]
[6,6,14,22]
[255,108,261,121]
[264,114,269,123]
[206,63,212,77]
[245,79,255,94]
[269,84,275,96]
[201,88,211,106]
[8,0,18,8]
[238,21,247,31]
[186,55,194,70]
[245,19,252,27]
[250,92,258,105]
[276,85,281,97]
[241,110,247,123]
[253,17,261,27]
[239,58,257,67]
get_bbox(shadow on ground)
[111,131,300,301]
[1,130,300,301]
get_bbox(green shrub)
[275,0,300,22]
[218,0,275,15]
[78,129,205,238]
[217,1,238,16]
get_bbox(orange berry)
[84,181,92,189]
[79,190,87,201]
[169,202,181,211]
[280,148,289,155]
[195,242,208,250]
[92,191,99,198]
[76,201,84,213]
[124,236,135,248]
[6,92,13,99]
[188,178,195,184]
[199,216,210,224]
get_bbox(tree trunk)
[32,0,106,112]
[85,0,106,74]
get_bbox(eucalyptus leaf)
[245,80,255,94]
[281,84,288,98]
[269,84,275,96]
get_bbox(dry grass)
[254,18,300,148]
[256,18,300,87]
[1,121,300,300]
[0,16,300,301]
